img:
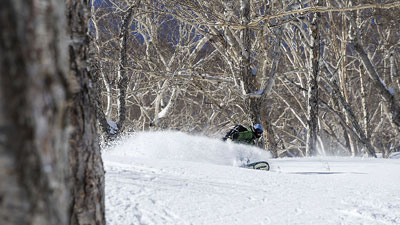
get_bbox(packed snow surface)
[103,131,400,225]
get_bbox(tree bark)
[95,2,140,139]
[261,27,282,157]
[265,112,279,158]
[340,9,358,156]
[90,0,114,141]
[66,0,106,224]
[0,0,70,224]
[116,4,138,133]
[390,51,399,93]
[306,3,320,156]
[240,0,260,124]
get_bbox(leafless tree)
[0,0,106,224]
[0,1,70,224]
[92,0,400,157]
[0,0,105,224]
[66,0,106,224]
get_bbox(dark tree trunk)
[265,114,279,158]
[261,27,282,157]
[0,0,70,224]
[66,0,106,224]
[95,2,140,140]
[89,0,113,141]
[116,5,137,133]
[240,0,261,124]
[306,5,321,156]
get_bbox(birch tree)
[306,0,321,156]
[91,0,400,157]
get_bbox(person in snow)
[222,124,264,145]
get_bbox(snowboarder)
[223,124,270,171]
[222,124,264,145]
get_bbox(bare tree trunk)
[92,67,112,140]
[340,12,358,156]
[356,9,370,149]
[94,2,140,139]
[353,42,400,128]
[90,0,114,140]
[360,65,370,140]
[261,27,282,157]
[390,50,399,94]
[348,8,400,129]
[306,3,320,156]
[153,79,178,127]
[116,4,138,133]
[265,111,279,158]
[240,0,260,124]
[153,79,171,126]
[66,0,105,224]
[324,63,377,157]
[0,0,70,224]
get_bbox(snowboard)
[245,161,270,171]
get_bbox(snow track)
[104,132,400,225]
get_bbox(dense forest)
[92,0,400,158]
[0,0,399,224]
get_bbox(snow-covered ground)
[103,131,400,225]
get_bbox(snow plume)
[103,131,271,167]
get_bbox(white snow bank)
[103,132,400,225]
[104,131,271,167]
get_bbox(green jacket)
[233,127,257,145]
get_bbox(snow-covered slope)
[103,131,400,225]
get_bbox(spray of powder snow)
[104,131,271,167]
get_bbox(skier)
[222,124,264,145]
